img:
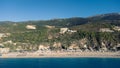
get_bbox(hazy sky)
[0,0,120,21]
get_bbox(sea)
[0,58,120,68]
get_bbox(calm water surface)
[0,58,120,68]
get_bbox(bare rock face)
[53,42,62,48]
[88,47,94,51]
[0,48,10,54]
[79,38,88,49]
[26,25,36,29]
[100,42,108,52]
[48,35,53,39]
[16,46,23,51]
[68,42,79,50]
[39,45,50,50]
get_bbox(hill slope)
[0,13,120,52]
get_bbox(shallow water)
[0,58,120,68]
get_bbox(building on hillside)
[68,30,77,33]
[60,28,68,34]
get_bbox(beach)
[0,51,120,58]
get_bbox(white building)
[68,30,77,33]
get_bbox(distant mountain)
[88,13,120,20]
[0,13,120,28]
[19,17,88,27]
[18,13,120,27]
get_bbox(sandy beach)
[0,51,120,58]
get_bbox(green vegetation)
[0,13,120,51]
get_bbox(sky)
[0,0,120,21]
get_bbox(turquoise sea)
[0,58,120,68]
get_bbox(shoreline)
[0,51,120,58]
[0,56,120,58]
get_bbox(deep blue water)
[0,58,120,68]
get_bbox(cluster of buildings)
[60,28,77,34]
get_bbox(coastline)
[0,51,120,58]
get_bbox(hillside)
[0,13,120,52]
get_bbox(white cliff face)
[26,25,36,29]
[59,28,77,34]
